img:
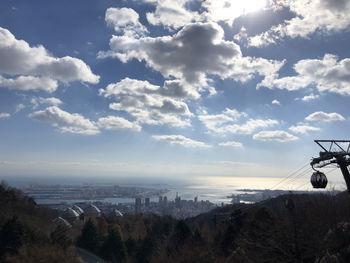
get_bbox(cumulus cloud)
[272,99,280,105]
[253,130,298,142]
[295,93,320,101]
[198,108,278,134]
[105,7,148,37]
[305,111,345,122]
[0,113,10,118]
[222,119,279,134]
[198,108,248,132]
[249,0,350,47]
[99,78,193,127]
[218,141,243,148]
[0,75,58,92]
[152,134,212,148]
[289,124,320,134]
[259,54,350,96]
[98,22,284,90]
[15,104,25,113]
[31,97,63,109]
[97,116,141,132]
[146,0,199,29]
[202,0,267,25]
[29,106,100,135]
[0,27,99,92]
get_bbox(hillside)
[0,182,80,263]
[1,181,350,262]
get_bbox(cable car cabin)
[310,171,328,189]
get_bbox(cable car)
[310,171,328,188]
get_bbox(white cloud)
[105,7,148,37]
[146,0,199,29]
[249,0,350,47]
[197,108,248,132]
[152,134,212,148]
[259,54,350,96]
[38,97,62,106]
[218,141,243,148]
[198,114,235,131]
[223,108,248,120]
[223,119,279,134]
[97,116,141,132]
[31,97,63,109]
[0,113,10,118]
[215,161,259,166]
[272,99,280,105]
[289,124,320,134]
[100,78,193,128]
[233,26,248,42]
[15,104,25,113]
[198,108,278,134]
[202,0,267,25]
[295,93,320,101]
[29,106,100,135]
[253,130,298,142]
[0,27,99,92]
[305,111,345,122]
[98,22,284,90]
[0,75,58,92]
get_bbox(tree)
[97,217,108,237]
[99,227,126,263]
[0,217,25,259]
[50,225,72,250]
[76,219,100,254]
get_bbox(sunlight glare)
[238,0,267,14]
[209,0,267,22]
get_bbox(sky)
[0,0,349,188]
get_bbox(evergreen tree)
[76,219,100,253]
[99,227,126,263]
[0,217,25,259]
[171,220,192,246]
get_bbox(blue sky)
[0,0,350,188]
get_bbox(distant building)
[231,195,240,204]
[62,208,79,224]
[114,209,123,217]
[159,196,163,204]
[85,204,101,219]
[135,197,142,213]
[72,205,84,215]
[175,192,181,208]
[52,216,72,229]
[145,197,150,207]
[163,196,168,206]
[194,196,198,203]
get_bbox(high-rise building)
[194,196,198,203]
[135,197,141,213]
[175,192,181,208]
[158,196,163,203]
[163,196,168,206]
[145,197,150,207]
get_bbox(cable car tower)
[310,140,350,193]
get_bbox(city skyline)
[0,0,349,189]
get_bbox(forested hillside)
[1,181,350,263]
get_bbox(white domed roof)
[52,217,72,228]
[63,207,79,219]
[114,209,123,217]
[85,204,101,217]
[72,205,84,215]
